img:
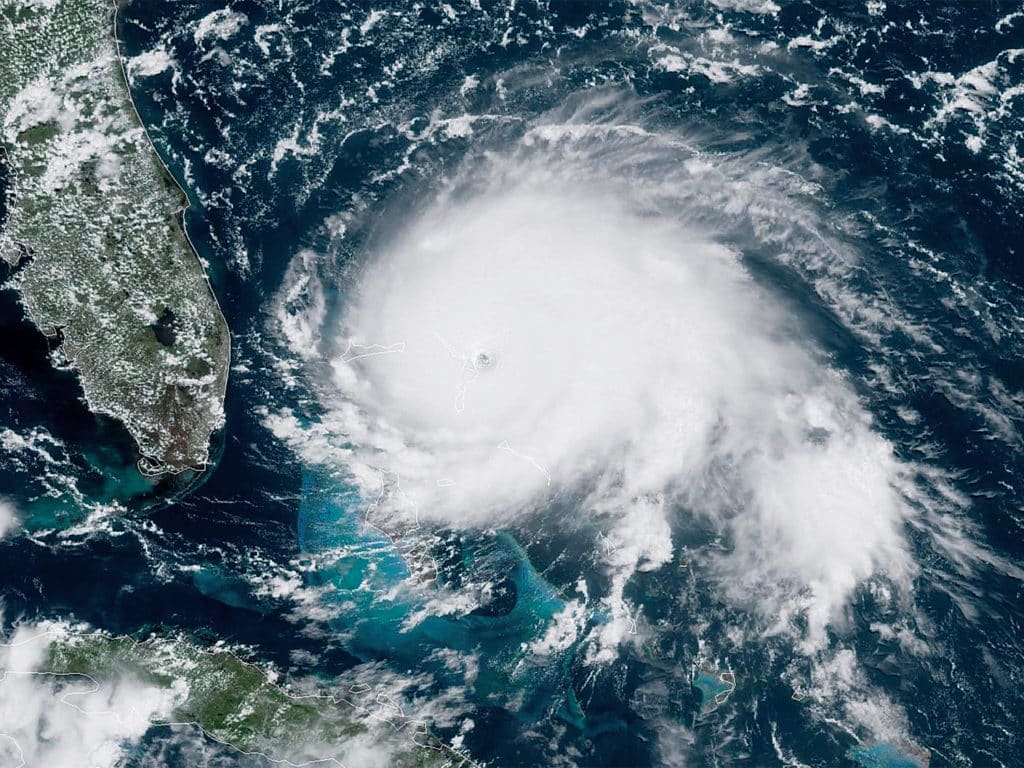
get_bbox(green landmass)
[43,630,472,766]
[0,0,229,474]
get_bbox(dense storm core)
[5,1,1024,766]
[306,121,915,651]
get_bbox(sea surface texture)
[1,1,1023,767]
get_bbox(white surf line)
[338,340,406,363]
[497,440,552,486]
[0,733,25,768]
[432,331,486,413]
[597,531,618,556]
[363,469,445,585]
[366,468,421,529]
[1,669,119,720]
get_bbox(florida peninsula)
[0,0,229,474]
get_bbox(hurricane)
[4,2,1023,766]
[300,100,920,650]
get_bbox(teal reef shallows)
[850,741,931,768]
[693,668,736,714]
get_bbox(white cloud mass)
[0,626,176,768]
[272,100,920,654]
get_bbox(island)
[692,666,736,716]
[0,0,230,474]
[4,625,473,766]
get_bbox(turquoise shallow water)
[850,743,931,768]
[1,0,1023,765]
[693,670,735,715]
[297,466,584,725]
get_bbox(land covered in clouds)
[0,621,473,767]
[0,0,229,475]
[266,88,997,763]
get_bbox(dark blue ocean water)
[1,2,1024,766]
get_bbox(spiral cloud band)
[270,100,922,660]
